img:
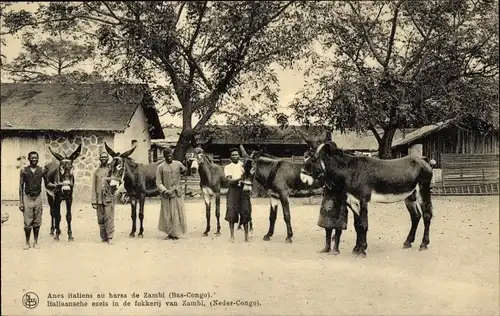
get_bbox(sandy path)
[2,196,499,315]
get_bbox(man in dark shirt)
[19,151,46,250]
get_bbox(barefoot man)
[19,151,46,250]
[156,148,188,240]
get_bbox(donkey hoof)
[263,235,271,241]
[419,245,428,251]
[403,243,412,249]
[285,237,293,244]
[215,232,221,236]
[332,249,340,255]
[138,234,144,238]
[129,233,135,238]
[318,247,330,253]
[237,226,242,230]
[202,232,208,237]
[49,232,54,236]
[54,236,60,241]
[68,237,74,242]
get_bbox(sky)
[0,2,311,128]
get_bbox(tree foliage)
[1,32,103,83]
[291,0,499,158]
[1,1,318,159]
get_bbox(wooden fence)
[434,153,499,195]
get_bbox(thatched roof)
[0,83,164,139]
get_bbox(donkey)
[43,144,82,241]
[104,143,161,238]
[186,144,254,237]
[239,144,324,244]
[299,133,435,257]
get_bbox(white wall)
[1,135,46,201]
[113,105,152,164]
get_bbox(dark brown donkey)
[239,144,323,243]
[300,133,435,257]
[43,144,82,241]
[104,143,161,237]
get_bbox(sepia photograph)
[1,1,499,315]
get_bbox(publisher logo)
[22,292,39,309]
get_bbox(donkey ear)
[324,130,332,142]
[68,144,82,161]
[104,142,118,157]
[296,128,318,149]
[120,145,137,158]
[48,147,64,161]
[239,144,249,158]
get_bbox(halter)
[58,159,75,193]
[109,156,126,187]
[303,143,336,190]
[241,153,259,186]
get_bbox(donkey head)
[239,144,256,192]
[48,144,82,194]
[104,142,136,190]
[186,136,213,175]
[296,128,334,184]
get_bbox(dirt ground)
[1,195,499,316]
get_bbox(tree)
[1,1,317,160]
[1,32,103,83]
[290,0,499,158]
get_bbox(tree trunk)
[377,128,397,159]
[172,134,193,161]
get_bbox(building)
[0,83,164,202]
[152,125,407,163]
[392,118,499,195]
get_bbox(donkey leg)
[319,228,332,253]
[263,197,279,241]
[243,222,249,242]
[138,194,146,238]
[279,193,293,243]
[332,229,342,255]
[215,193,221,235]
[357,201,369,257]
[403,194,421,249]
[47,194,55,236]
[352,213,363,256]
[65,198,74,241]
[129,198,137,237]
[54,200,62,241]
[203,193,211,236]
[419,184,433,251]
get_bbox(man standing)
[91,152,115,244]
[156,148,188,240]
[224,148,251,242]
[19,151,45,250]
